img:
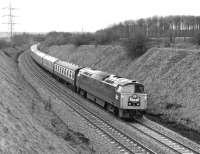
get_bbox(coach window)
[69,70,72,78]
[69,71,72,79]
[71,71,73,79]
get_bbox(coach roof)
[55,60,80,70]
[43,54,58,63]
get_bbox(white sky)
[0,0,200,33]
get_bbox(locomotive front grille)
[128,101,140,106]
[128,94,140,106]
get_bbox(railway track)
[20,52,155,154]
[129,119,200,154]
[135,117,200,153]
[20,51,200,154]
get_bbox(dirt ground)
[47,44,200,141]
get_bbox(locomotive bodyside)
[76,68,147,118]
[76,68,118,107]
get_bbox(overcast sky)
[0,0,200,33]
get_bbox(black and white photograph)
[0,0,200,153]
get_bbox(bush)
[95,30,119,45]
[192,32,200,45]
[43,32,72,47]
[72,33,95,47]
[33,34,45,42]
[12,33,34,46]
[0,40,10,49]
[123,32,148,58]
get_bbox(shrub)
[72,33,95,47]
[192,32,200,45]
[33,34,45,42]
[12,33,34,46]
[123,32,148,58]
[95,30,118,45]
[0,40,10,49]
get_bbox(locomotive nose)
[129,94,140,102]
[128,94,140,106]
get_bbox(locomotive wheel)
[77,87,81,94]
[80,89,87,98]
[114,107,119,117]
[118,109,123,118]
[105,104,119,117]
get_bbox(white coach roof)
[43,54,58,63]
[55,60,80,70]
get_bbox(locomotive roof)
[80,68,110,80]
[35,50,46,58]
[55,60,80,70]
[103,75,137,87]
[80,68,140,87]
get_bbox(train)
[30,44,147,118]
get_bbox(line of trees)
[41,15,200,47]
[97,15,200,40]
[39,15,200,58]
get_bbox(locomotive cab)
[115,83,147,110]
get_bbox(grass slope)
[0,50,76,153]
[48,44,200,133]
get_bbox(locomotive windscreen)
[135,84,144,93]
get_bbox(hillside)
[0,50,76,153]
[47,44,200,134]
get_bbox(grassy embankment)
[0,34,95,153]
